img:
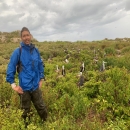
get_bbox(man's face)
[21,31,31,45]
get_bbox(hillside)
[0,30,38,43]
[1,40,130,129]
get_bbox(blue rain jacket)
[6,42,44,91]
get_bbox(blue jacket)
[6,42,44,91]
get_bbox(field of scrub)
[0,40,130,130]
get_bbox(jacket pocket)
[21,72,33,87]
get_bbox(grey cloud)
[30,0,129,35]
[31,0,52,11]
[125,0,130,10]
[40,1,125,37]
[0,0,130,41]
[0,2,10,13]
[0,13,25,31]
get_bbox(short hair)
[21,27,30,36]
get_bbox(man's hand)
[13,86,23,94]
[39,79,43,88]
[11,83,23,94]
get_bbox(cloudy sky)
[0,0,130,42]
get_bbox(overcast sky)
[0,0,130,42]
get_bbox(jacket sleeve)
[6,48,19,84]
[36,48,44,79]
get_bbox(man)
[6,27,47,127]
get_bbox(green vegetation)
[0,39,130,130]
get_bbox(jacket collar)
[20,42,35,51]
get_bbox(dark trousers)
[19,88,47,122]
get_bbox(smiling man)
[6,27,47,128]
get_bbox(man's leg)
[31,88,47,121]
[20,91,31,127]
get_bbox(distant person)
[6,27,47,127]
